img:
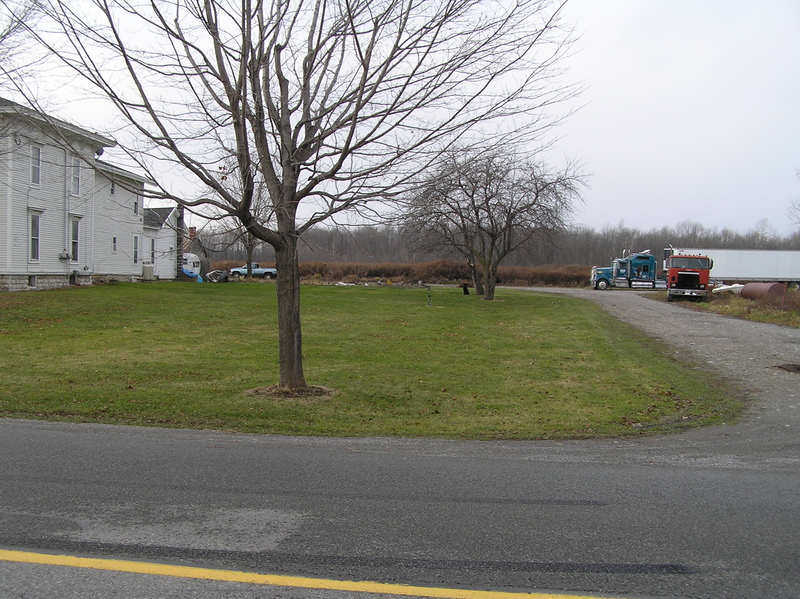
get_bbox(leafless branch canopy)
[34,0,576,248]
[402,148,583,298]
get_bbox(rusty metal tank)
[740,282,786,300]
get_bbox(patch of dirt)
[246,385,338,402]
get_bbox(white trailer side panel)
[673,249,800,282]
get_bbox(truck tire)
[231,272,241,280]
[596,279,609,291]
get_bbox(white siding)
[10,135,70,275]
[143,208,178,279]
[1,135,11,269]
[92,170,144,277]
[1,106,151,290]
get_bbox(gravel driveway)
[520,287,800,471]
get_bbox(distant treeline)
[194,220,800,270]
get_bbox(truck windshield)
[669,257,710,269]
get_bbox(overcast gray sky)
[554,0,800,236]
[18,0,798,237]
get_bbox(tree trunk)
[469,260,484,296]
[483,263,498,300]
[483,278,496,300]
[274,234,306,389]
[245,240,254,276]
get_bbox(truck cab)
[591,251,657,290]
[664,249,713,301]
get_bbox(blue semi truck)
[590,250,660,290]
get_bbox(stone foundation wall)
[0,273,139,292]
[1,274,72,292]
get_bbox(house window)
[110,181,116,195]
[31,146,41,185]
[112,236,117,253]
[133,196,139,215]
[29,212,41,261]
[133,235,139,263]
[70,217,80,261]
[71,156,81,195]
[150,238,156,263]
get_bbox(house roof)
[95,159,156,186]
[0,96,116,149]
[144,206,177,229]
[1,96,155,190]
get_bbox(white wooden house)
[143,206,180,280]
[0,97,180,291]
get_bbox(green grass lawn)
[0,282,743,439]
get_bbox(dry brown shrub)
[211,259,242,272]
[227,260,593,286]
[412,260,471,282]
[760,288,800,312]
[497,264,589,287]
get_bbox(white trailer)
[182,253,202,277]
[667,248,800,286]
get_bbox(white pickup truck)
[229,263,278,279]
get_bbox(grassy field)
[688,288,800,328]
[0,282,743,439]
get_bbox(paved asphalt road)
[1,289,798,599]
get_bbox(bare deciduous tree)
[789,169,800,228]
[25,0,577,389]
[403,149,583,299]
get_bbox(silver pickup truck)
[229,263,278,279]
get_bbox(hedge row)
[211,259,590,287]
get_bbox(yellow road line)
[0,548,620,599]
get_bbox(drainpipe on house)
[63,147,70,282]
[4,135,13,272]
[88,151,97,277]
[176,204,185,278]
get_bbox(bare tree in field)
[789,169,800,228]
[403,149,582,300]
[26,0,577,389]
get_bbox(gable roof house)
[143,206,180,280]
[0,97,179,291]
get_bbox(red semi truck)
[665,248,800,287]
[663,249,713,302]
